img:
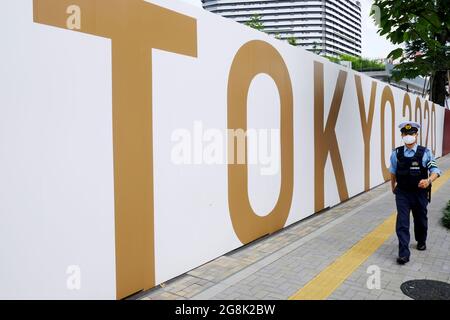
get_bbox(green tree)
[245,14,264,31]
[324,54,385,71]
[311,41,321,55]
[287,36,298,46]
[324,55,341,64]
[372,0,450,105]
[443,200,450,229]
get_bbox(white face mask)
[402,135,416,145]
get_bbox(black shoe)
[397,256,410,265]
[417,243,427,251]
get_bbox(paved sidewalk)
[135,153,450,300]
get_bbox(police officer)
[389,121,441,265]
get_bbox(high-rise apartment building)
[202,0,362,57]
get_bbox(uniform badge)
[412,161,419,166]
[405,124,412,130]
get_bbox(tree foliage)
[245,14,264,31]
[324,54,386,72]
[287,36,298,46]
[443,200,450,229]
[311,41,322,55]
[371,0,450,105]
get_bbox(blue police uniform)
[389,121,441,263]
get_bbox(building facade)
[202,0,362,57]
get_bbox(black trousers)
[394,188,428,258]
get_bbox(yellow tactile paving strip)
[289,168,450,300]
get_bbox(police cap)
[398,121,420,134]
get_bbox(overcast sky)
[178,0,399,59]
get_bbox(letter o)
[227,40,294,244]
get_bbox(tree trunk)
[430,70,447,106]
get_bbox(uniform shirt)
[389,144,442,176]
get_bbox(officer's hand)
[418,179,429,189]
